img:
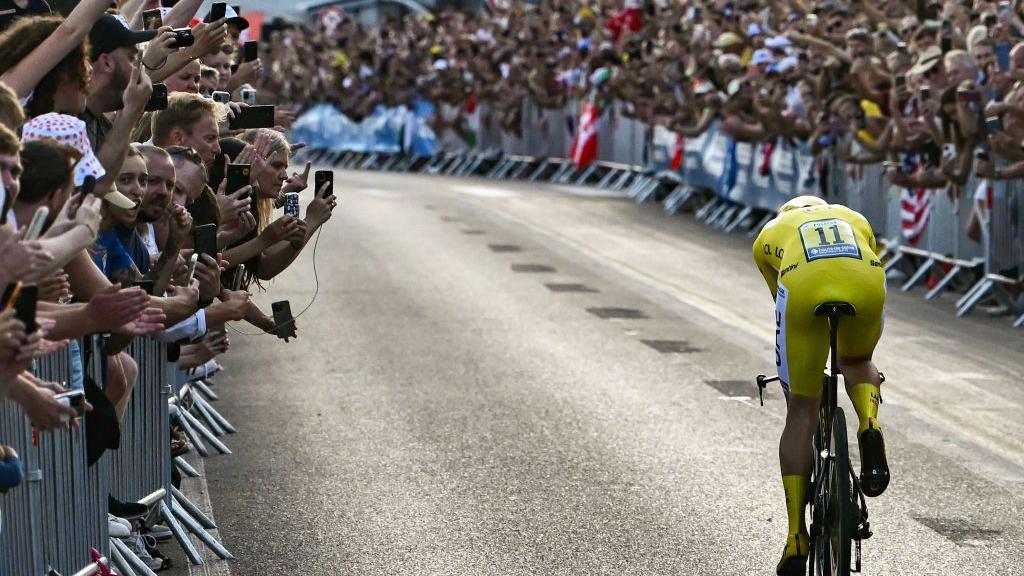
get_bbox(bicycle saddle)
[814,301,857,318]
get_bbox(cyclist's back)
[752,197,890,576]
[754,203,886,397]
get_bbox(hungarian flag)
[670,134,684,171]
[569,102,599,168]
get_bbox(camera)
[171,28,195,49]
[212,91,230,104]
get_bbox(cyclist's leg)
[775,284,829,572]
[838,283,889,496]
[837,284,885,435]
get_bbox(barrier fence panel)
[0,338,110,575]
[297,99,1023,324]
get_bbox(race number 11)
[799,219,861,262]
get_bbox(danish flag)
[569,102,600,169]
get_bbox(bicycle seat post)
[814,302,856,421]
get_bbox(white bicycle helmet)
[778,195,827,216]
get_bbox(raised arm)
[0,0,110,97]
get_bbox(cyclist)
[752,195,890,576]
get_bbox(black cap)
[89,13,157,61]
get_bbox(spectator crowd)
[0,0,337,570]
[258,0,1024,286]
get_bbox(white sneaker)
[126,533,171,571]
[108,514,131,539]
[146,524,173,541]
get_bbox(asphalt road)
[196,170,1024,575]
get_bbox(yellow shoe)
[775,532,808,576]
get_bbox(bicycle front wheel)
[826,407,852,576]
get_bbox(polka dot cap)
[21,113,106,187]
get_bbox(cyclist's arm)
[752,229,780,299]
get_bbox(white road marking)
[356,188,401,198]
[451,185,519,198]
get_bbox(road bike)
[756,302,876,576]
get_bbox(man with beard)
[135,144,192,295]
[82,14,155,152]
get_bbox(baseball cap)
[89,13,157,61]
[714,32,744,49]
[20,113,135,209]
[204,4,249,31]
[751,48,776,67]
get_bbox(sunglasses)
[166,146,203,165]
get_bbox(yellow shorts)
[774,267,886,398]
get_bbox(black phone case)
[14,285,38,334]
[228,106,275,130]
[193,224,219,259]
[226,164,251,195]
[244,41,258,62]
[210,2,226,21]
[145,84,168,112]
[271,300,296,340]
[314,171,333,197]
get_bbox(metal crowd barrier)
[1,334,242,576]
[0,338,109,575]
[296,101,1024,328]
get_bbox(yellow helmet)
[778,195,827,216]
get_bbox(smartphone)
[145,83,168,112]
[243,41,258,62]
[143,9,163,30]
[231,263,245,291]
[185,253,199,285]
[0,178,7,226]
[12,284,38,334]
[997,42,1011,71]
[314,170,333,198]
[284,193,300,218]
[67,175,96,219]
[193,223,218,260]
[55,389,87,419]
[271,300,297,341]
[941,35,952,53]
[1000,0,1011,17]
[171,28,195,49]
[241,88,257,106]
[25,206,49,241]
[957,89,981,103]
[210,1,226,21]
[228,105,275,130]
[882,160,902,168]
[212,91,231,104]
[986,115,1004,133]
[225,163,251,196]
[984,12,998,26]
[132,279,155,295]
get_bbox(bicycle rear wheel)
[826,408,852,576]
